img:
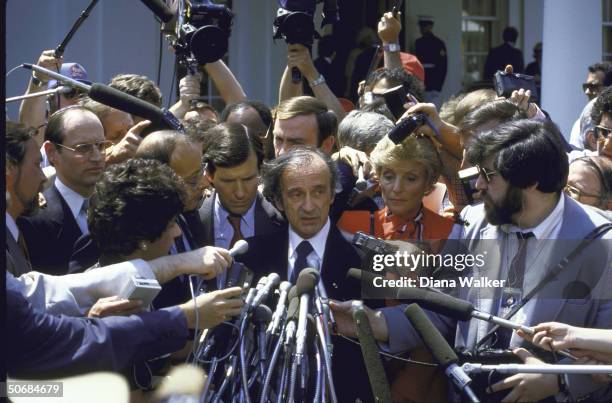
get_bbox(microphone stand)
[54,0,100,58]
[23,64,91,92]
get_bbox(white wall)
[404,0,463,102]
[5,0,176,120]
[228,1,286,106]
[523,0,544,66]
[541,0,602,137]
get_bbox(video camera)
[273,0,339,82]
[163,0,233,69]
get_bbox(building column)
[541,0,602,137]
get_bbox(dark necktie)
[291,240,314,284]
[507,231,535,290]
[227,214,244,248]
[494,231,535,349]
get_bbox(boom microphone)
[140,0,175,23]
[404,304,479,403]
[22,63,183,131]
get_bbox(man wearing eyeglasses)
[332,119,612,402]
[18,106,108,276]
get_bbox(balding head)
[136,131,205,211]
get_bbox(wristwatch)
[310,74,326,87]
[383,43,401,53]
[31,74,48,87]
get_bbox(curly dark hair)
[88,158,186,258]
[365,67,425,102]
[591,86,612,125]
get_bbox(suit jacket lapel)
[48,185,82,239]
[6,231,30,276]
[198,192,216,246]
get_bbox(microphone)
[251,273,281,310]
[352,301,392,403]
[229,239,249,257]
[462,363,612,375]
[348,268,536,336]
[21,63,183,131]
[253,305,273,375]
[6,86,74,103]
[140,0,175,23]
[404,304,480,403]
[269,281,292,335]
[284,288,300,347]
[295,269,320,358]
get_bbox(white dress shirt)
[287,218,330,280]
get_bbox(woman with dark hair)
[89,158,186,267]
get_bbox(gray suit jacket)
[382,195,612,400]
[197,191,285,247]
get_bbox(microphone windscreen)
[286,296,300,321]
[288,285,297,301]
[89,83,166,125]
[296,269,320,296]
[306,314,317,340]
[346,267,364,281]
[253,304,273,325]
[352,303,392,402]
[266,272,281,287]
[140,0,175,23]
[404,304,458,368]
[229,239,249,257]
[399,288,474,321]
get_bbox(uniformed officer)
[414,15,447,106]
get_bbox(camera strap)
[475,223,612,350]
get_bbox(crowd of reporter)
[5,7,612,403]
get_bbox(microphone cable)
[338,335,438,367]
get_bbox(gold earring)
[139,241,149,251]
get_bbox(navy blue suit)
[7,288,188,379]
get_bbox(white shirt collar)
[55,177,87,220]
[288,218,330,262]
[6,212,19,241]
[503,194,565,239]
[214,192,257,231]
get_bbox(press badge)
[499,287,522,318]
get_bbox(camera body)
[273,6,316,46]
[387,112,428,144]
[166,0,233,66]
[457,166,480,205]
[494,70,538,101]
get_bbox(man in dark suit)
[198,123,284,290]
[237,148,372,401]
[18,106,108,275]
[6,122,48,276]
[483,26,525,81]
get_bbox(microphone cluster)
[191,267,338,403]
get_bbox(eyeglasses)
[53,140,113,155]
[564,184,602,201]
[184,162,207,187]
[582,82,603,93]
[595,125,612,139]
[476,164,498,183]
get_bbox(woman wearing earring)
[88,158,185,269]
[338,133,454,245]
[338,134,455,403]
